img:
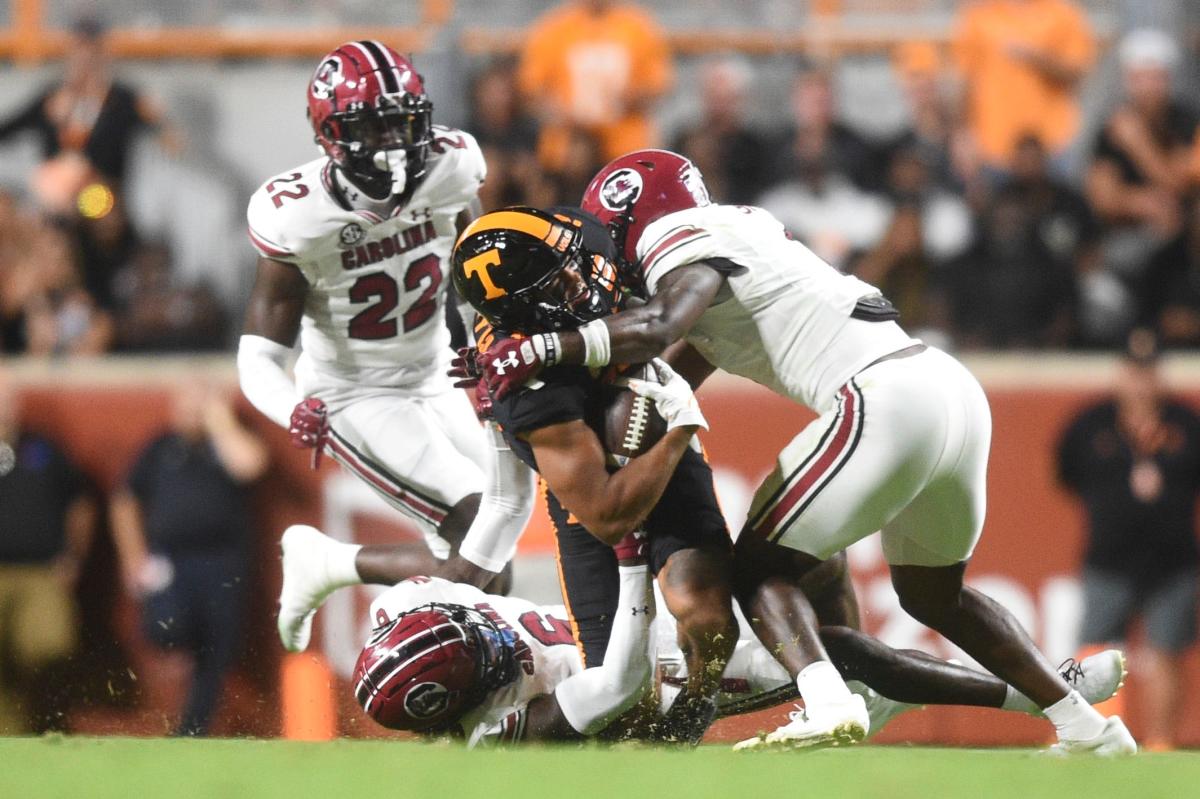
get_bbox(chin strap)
[372,149,408,196]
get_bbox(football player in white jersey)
[288,525,1125,747]
[470,150,1135,756]
[237,40,536,652]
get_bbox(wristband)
[579,319,612,367]
[530,332,561,367]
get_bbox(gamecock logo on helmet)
[404,682,451,719]
[599,168,643,212]
[311,57,344,100]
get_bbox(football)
[602,363,669,464]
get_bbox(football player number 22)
[266,172,309,208]
[347,254,442,340]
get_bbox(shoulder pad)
[246,158,339,261]
[410,126,486,213]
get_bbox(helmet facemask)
[504,246,626,333]
[324,93,433,200]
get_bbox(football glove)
[612,530,648,567]
[448,345,483,389]
[289,397,330,469]
[481,335,556,400]
[625,359,708,432]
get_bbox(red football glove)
[482,337,545,400]
[448,346,483,389]
[473,380,494,422]
[289,397,330,469]
[612,530,648,566]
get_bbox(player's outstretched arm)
[238,256,308,428]
[481,262,725,399]
[438,422,537,587]
[559,262,725,367]
[494,541,655,744]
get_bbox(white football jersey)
[246,127,485,392]
[368,577,582,747]
[637,204,918,413]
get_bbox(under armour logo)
[491,352,521,375]
[631,606,651,616]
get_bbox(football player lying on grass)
[282,525,1126,746]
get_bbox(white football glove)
[624,358,708,432]
[372,149,408,196]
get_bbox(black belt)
[850,293,899,322]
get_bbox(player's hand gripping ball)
[603,362,670,465]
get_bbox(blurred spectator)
[0,17,180,312]
[467,58,542,211]
[0,18,180,199]
[767,67,881,193]
[110,241,228,352]
[518,0,672,172]
[671,55,772,205]
[1085,30,1197,346]
[1138,196,1200,347]
[0,193,113,356]
[1057,332,1200,750]
[947,136,1083,348]
[851,143,973,337]
[952,0,1095,173]
[109,383,267,736]
[886,42,984,203]
[0,370,97,733]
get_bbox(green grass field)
[2,738,1200,799]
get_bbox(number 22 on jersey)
[347,254,442,340]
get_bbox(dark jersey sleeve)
[490,367,597,470]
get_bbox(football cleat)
[849,681,919,739]
[733,694,869,752]
[1006,650,1127,716]
[277,525,356,652]
[1046,716,1137,757]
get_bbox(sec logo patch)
[339,222,365,248]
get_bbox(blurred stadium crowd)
[3,0,1200,357]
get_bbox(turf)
[2,737,1198,799]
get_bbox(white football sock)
[1001,684,1038,715]
[796,660,854,711]
[1044,689,1106,741]
[327,540,364,587]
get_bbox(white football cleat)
[1060,651,1127,710]
[1047,716,1137,757]
[278,525,352,653]
[734,694,869,752]
[1006,651,1128,716]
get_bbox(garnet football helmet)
[451,207,624,333]
[580,149,712,266]
[308,40,433,200]
[353,603,517,732]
